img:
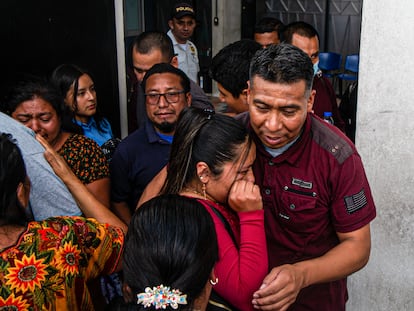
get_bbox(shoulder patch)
[311,117,354,164]
[344,188,368,214]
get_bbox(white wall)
[347,0,414,310]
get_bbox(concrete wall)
[211,0,241,96]
[347,0,414,310]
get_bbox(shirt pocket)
[279,185,321,233]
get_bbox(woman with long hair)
[157,107,268,311]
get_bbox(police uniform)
[167,29,199,83]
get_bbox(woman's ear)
[16,177,30,209]
[195,162,210,183]
[209,269,218,285]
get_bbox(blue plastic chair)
[338,54,359,95]
[319,52,342,91]
[318,52,342,78]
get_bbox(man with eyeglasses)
[167,2,199,83]
[111,63,191,224]
[127,31,212,133]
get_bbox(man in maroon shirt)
[283,21,346,132]
[139,43,376,311]
[242,44,376,311]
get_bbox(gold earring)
[202,183,207,200]
[210,278,218,286]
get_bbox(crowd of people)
[0,2,376,311]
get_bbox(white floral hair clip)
[137,284,187,309]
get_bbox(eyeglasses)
[145,90,185,105]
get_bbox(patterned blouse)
[0,217,124,311]
[58,134,109,184]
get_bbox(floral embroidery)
[57,242,81,276]
[58,134,109,184]
[5,253,48,292]
[0,293,30,310]
[0,217,124,311]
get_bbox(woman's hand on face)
[228,180,263,213]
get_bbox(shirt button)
[264,189,271,195]
[290,204,296,210]
[268,161,274,166]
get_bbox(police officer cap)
[171,3,195,19]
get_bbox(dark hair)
[123,194,218,310]
[141,63,190,94]
[131,31,174,65]
[209,39,262,98]
[2,75,80,134]
[0,133,29,227]
[50,64,107,133]
[249,43,314,91]
[161,107,251,194]
[282,21,319,44]
[254,17,284,34]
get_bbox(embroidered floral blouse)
[58,133,109,184]
[0,217,124,311]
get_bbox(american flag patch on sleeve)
[344,189,368,214]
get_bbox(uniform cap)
[171,3,195,19]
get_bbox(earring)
[209,278,218,286]
[202,183,207,200]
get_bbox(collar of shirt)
[74,117,96,130]
[144,119,172,145]
[264,135,300,158]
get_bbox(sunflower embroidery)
[5,253,48,292]
[57,241,81,275]
[0,293,30,310]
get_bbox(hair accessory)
[137,285,187,309]
[210,278,219,286]
[203,108,215,120]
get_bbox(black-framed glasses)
[144,90,185,105]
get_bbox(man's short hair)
[283,21,319,44]
[254,17,284,34]
[142,63,191,94]
[249,43,314,91]
[131,31,175,63]
[209,39,262,98]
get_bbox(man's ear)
[170,56,179,68]
[168,20,174,30]
[246,81,252,105]
[240,87,249,106]
[307,89,316,112]
[185,93,192,107]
